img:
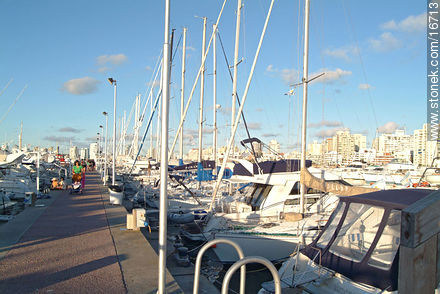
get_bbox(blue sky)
[0,0,427,154]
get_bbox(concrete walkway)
[0,172,126,293]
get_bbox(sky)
[0,0,427,155]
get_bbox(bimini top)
[302,189,437,291]
[339,188,435,210]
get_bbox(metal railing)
[193,239,246,294]
[222,256,281,294]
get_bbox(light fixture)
[107,78,115,85]
[103,112,107,116]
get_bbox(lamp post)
[103,112,108,185]
[97,131,101,169]
[108,78,117,186]
[99,125,103,170]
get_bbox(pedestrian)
[72,160,84,186]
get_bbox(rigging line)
[0,78,13,98]
[341,0,378,130]
[217,30,260,163]
[0,85,27,126]
[141,50,163,107]
[167,0,229,160]
[295,0,303,153]
[140,55,163,124]
[317,2,363,132]
[130,29,176,172]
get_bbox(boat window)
[367,210,401,270]
[289,182,301,195]
[328,203,384,262]
[316,201,346,248]
[284,197,319,206]
[289,182,323,195]
[245,185,259,205]
[251,184,273,210]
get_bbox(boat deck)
[0,172,186,293]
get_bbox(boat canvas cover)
[301,167,379,196]
[233,159,312,177]
[172,160,215,171]
[301,189,437,291]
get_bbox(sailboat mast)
[134,94,140,158]
[150,91,153,158]
[231,0,242,157]
[213,24,218,172]
[19,121,23,151]
[198,17,207,164]
[300,0,310,215]
[122,110,126,155]
[179,27,187,162]
[158,0,171,291]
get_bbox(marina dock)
[0,172,217,293]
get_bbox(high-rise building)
[80,148,89,160]
[322,130,367,164]
[90,143,98,161]
[69,146,79,161]
[413,124,437,167]
[376,129,413,162]
[352,134,367,151]
[307,140,322,156]
[268,140,280,153]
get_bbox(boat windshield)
[246,184,272,210]
[316,201,346,249]
[328,203,384,262]
[367,210,400,270]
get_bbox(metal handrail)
[221,256,281,294]
[193,239,246,294]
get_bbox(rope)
[341,0,379,130]
[217,31,259,163]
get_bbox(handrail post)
[193,239,246,294]
[221,256,281,294]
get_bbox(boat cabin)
[301,189,436,291]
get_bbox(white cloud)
[267,65,351,86]
[381,13,427,33]
[308,120,343,128]
[262,133,280,138]
[187,46,196,52]
[322,47,358,62]
[266,64,275,72]
[369,32,401,52]
[58,127,83,133]
[315,127,348,139]
[97,54,128,66]
[311,68,352,84]
[247,123,262,130]
[62,77,100,95]
[378,122,400,134]
[359,83,374,90]
[280,68,300,85]
[97,66,110,73]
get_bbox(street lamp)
[108,77,117,186]
[103,112,108,185]
[99,125,103,168]
[97,132,101,169]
